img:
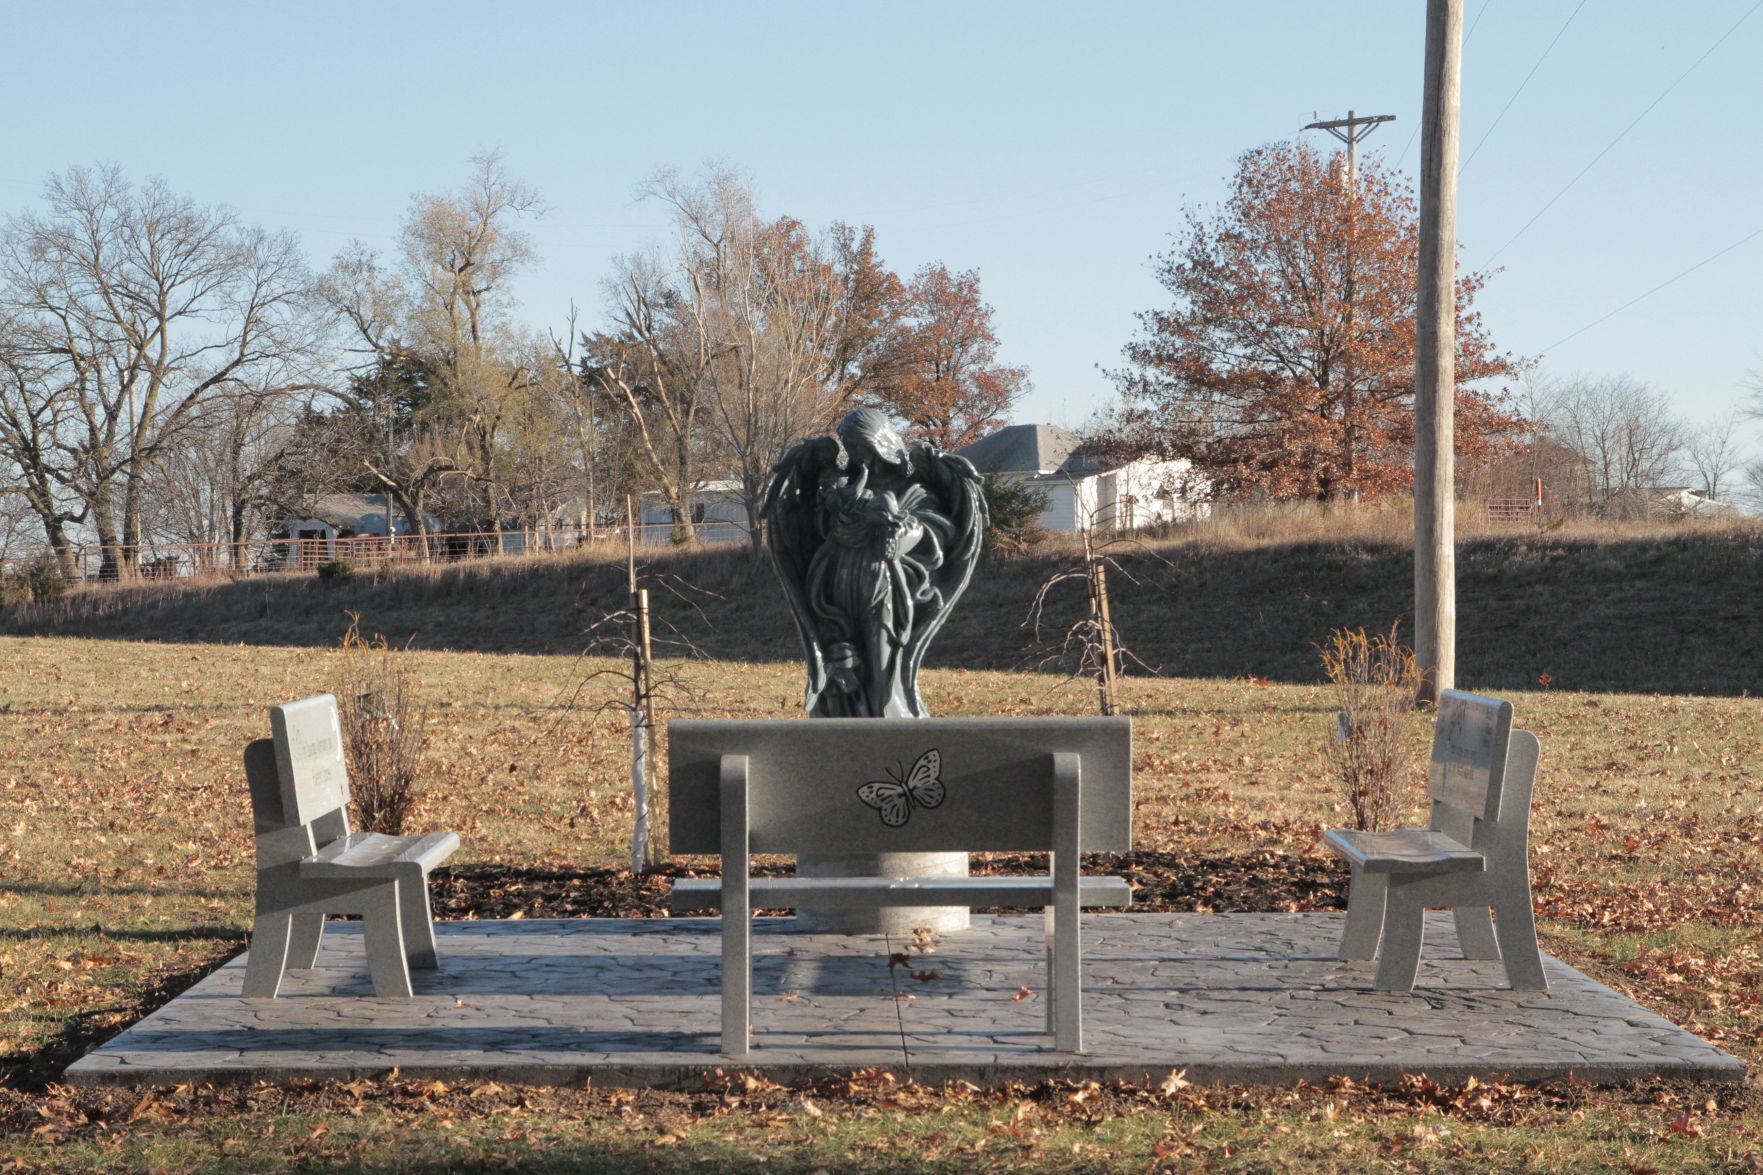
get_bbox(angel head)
[837,408,910,476]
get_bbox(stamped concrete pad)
[66,913,1745,1088]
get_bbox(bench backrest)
[670,717,1131,855]
[267,694,353,831]
[1428,689,1515,825]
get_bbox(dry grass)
[3,634,1763,1169]
[9,513,1763,701]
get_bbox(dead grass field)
[3,631,1763,1171]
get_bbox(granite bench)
[667,716,1133,1055]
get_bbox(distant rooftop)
[956,423,1119,478]
[957,424,1082,475]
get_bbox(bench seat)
[1322,828,1485,875]
[301,831,461,879]
[669,874,1132,913]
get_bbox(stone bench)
[667,716,1133,1055]
[241,694,459,999]
[1324,688,1547,992]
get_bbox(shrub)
[316,558,355,582]
[981,473,1050,556]
[332,616,427,835]
[0,559,71,608]
[1320,622,1422,832]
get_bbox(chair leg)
[287,912,326,969]
[1338,869,1387,961]
[360,884,414,997]
[398,875,441,970]
[1492,898,1549,991]
[1453,906,1501,960]
[1372,890,1426,992]
[242,912,293,998]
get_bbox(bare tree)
[1682,412,1746,503]
[322,151,545,538]
[593,166,896,551]
[1545,374,1685,518]
[0,166,322,577]
[0,323,85,575]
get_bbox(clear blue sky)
[5,0,1758,440]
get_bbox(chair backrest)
[1428,689,1514,825]
[268,694,352,830]
[669,716,1132,855]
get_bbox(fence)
[1483,498,1541,523]
[0,521,754,583]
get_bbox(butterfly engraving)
[856,748,945,828]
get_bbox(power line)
[1459,0,1586,173]
[1539,224,1763,353]
[1482,0,1763,268]
[1398,0,1491,169]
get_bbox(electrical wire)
[1539,224,1763,353]
[1459,0,1587,174]
[1481,0,1763,268]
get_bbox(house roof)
[957,424,1090,475]
[294,494,441,533]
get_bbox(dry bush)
[1320,623,1422,832]
[333,615,429,834]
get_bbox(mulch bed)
[427,850,1350,920]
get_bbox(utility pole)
[1303,109,1395,504]
[1303,110,1396,187]
[1415,0,1463,703]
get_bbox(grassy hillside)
[6,522,1762,695]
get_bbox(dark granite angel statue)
[762,408,988,719]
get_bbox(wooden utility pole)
[1303,110,1396,187]
[1415,0,1463,703]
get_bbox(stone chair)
[241,693,458,998]
[1324,689,1547,992]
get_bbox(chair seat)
[300,830,460,879]
[1323,827,1484,875]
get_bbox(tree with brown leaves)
[864,263,1028,452]
[1110,141,1521,501]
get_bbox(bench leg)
[1453,905,1501,960]
[1051,901,1082,1052]
[1372,888,1425,992]
[1492,898,1549,991]
[287,912,326,969]
[398,876,441,970]
[242,912,293,998]
[361,884,414,998]
[722,907,751,1057]
[1338,869,1387,961]
[1042,907,1054,1038]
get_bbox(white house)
[637,481,753,545]
[955,424,1210,532]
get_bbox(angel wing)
[762,435,842,711]
[898,445,988,714]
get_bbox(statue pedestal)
[794,851,971,935]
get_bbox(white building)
[955,424,1210,532]
[638,481,753,545]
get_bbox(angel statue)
[763,408,988,720]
